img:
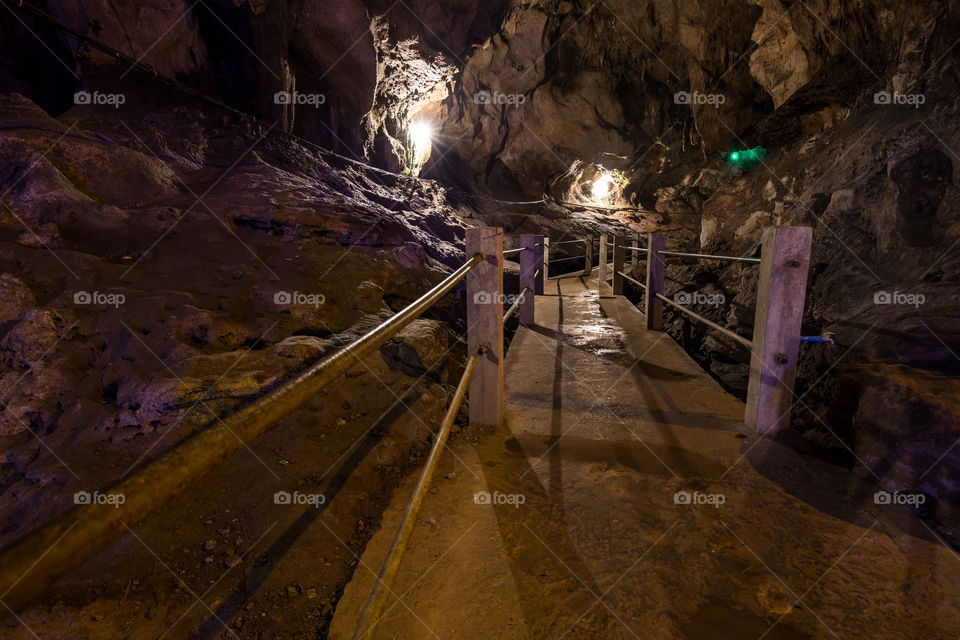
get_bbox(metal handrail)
[503,248,525,256]
[552,239,585,246]
[659,250,760,264]
[551,254,587,263]
[503,288,529,322]
[0,253,486,615]
[655,293,752,348]
[352,350,481,640]
[616,270,646,290]
[625,246,649,252]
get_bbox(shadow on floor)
[191,383,430,640]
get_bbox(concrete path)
[330,274,960,640]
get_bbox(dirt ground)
[0,329,477,640]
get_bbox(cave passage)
[0,1,958,639]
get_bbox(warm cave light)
[409,120,433,163]
[592,172,615,201]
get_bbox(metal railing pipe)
[0,253,485,615]
[503,248,525,256]
[658,250,761,263]
[616,271,646,290]
[550,254,588,263]
[625,246,649,252]
[655,293,753,349]
[352,351,480,640]
[551,239,586,246]
[503,288,529,322]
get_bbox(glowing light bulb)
[730,152,739,161]
[592,173,614,201]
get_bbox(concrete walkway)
[330,274,960,640]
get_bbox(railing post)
[612,235,625,295]
[632,232,640,272]
[746,226,813,435]
[535,236,546,295]
[519,234,539,326]
[542,237,550,282]
[645,233,665,330]
[598,234,608,284]
[466,227,504,427]
[584,235,593,274]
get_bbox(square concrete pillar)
[644,233,665,330]
[584,235,594,274]
[519,234,541,326]
[612,235,626,295]
[598,234,608,284]
[466,227,504,427]
[746,226,813,435]
[542,237,550,283]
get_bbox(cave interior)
[0,1,959,639]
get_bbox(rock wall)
[0,85,477,544]
[1,0,958,542]
[427,0,960,537]
[434,0,958,200]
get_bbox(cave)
[0,1,959,638]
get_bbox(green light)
[725,146,767,171]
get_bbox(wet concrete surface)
[331,273,960,639]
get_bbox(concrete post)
[466,227,504,427]
[644,233,665,330]
[519,234,539,326]
[612,235,626,295]
[598,234,608,284]
[584,235,594,275]
[542,237,550,282]
[746,226,813,435]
